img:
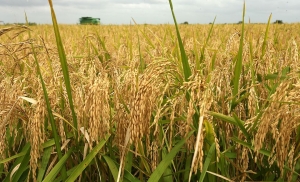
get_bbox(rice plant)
[0,0,299,181]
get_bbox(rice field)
[0,1,300,182]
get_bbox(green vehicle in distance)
[79,17,100,25]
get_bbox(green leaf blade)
[148,131,194,182]
[65,134,110,182]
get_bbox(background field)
[0,16,300,181]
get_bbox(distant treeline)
[0,22,37,26]
[236,20,284,24]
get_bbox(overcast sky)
[0,0,299,24]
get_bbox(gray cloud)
[1,0,47,7]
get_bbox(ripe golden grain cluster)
[0,23,300,181]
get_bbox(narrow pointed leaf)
[42,148,73,182]
[168,0,191,82]
[148,131,194,182]
[48,0,78,139]
[199,143,216,182]
[103,155,118,182]
[261,14,272,57]
[37,147,53,182]
[66,134,110,182]
[232,2,245,108]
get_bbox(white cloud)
[0,0,299,24]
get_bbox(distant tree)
[28,22,37,26]
[182,21,189,25]
[274,20,283,24]
[11,22,37,26]
[237,21,243,24]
